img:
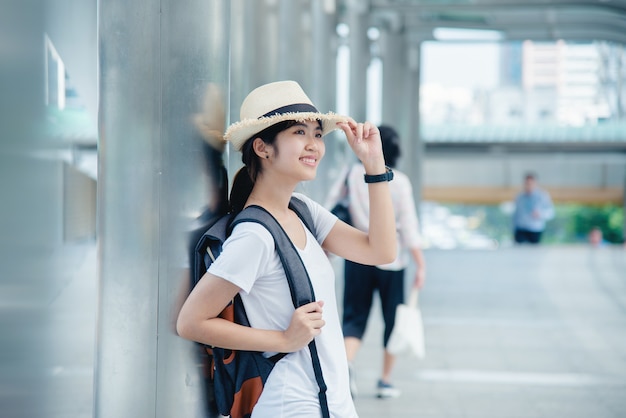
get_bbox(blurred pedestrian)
[326,124,426,399]
[513,172,554,244]
[588,226,607,248]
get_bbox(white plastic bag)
[386,289,425,359]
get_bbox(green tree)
[571,205,624,244]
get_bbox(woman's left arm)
[323,120,396,265]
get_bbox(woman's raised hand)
[282,301,325,352]
[337,118,384,169]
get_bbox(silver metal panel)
[381,29,408,132]
[97,1,162,415]
[347,6,369,122]
[308,1,342,203]
[157,2,230,417]
[96,1,229,417]
[380,25,424,208]
[311,0,338,114]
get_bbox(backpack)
[190,196,330,418]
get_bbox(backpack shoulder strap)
[231,205,315,307]
[288,195,317,238]
[231,204,330,418]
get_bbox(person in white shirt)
[177,81,397,417]
[326,125,426,399]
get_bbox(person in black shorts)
[332,125,426,399]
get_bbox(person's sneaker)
[376,379,401,399]
[348,363,358,398]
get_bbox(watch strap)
[364,166,394,183]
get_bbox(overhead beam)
[371,1,626,43]
[371,0,626,15]
[424,186,624,204]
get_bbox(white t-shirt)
[208,193,358,418]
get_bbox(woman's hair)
[378,125,402,168]
[201,141,229,216]
[229,120,302,213]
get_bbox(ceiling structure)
[370,0,626,44]
[364,0,626,153]
[362,0,626,205]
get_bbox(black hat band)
[261,103,319,118]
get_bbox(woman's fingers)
[337,120,384,163]
[338,120,378,140]
[283,301,326,351]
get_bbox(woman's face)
[271,120,325,182]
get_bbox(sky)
[421,42,501,89]
[337,41,502,123]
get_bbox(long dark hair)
[229,120,298,213]
[378,125,401,168]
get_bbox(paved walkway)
[350,246,626,418]
[17,244,626,417]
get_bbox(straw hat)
[193,83,226,151]
[224,80,347,151]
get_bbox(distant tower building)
[521,40,605,125]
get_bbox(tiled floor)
[7,243,626,417]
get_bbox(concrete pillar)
[380,26,409,141]
[310,0,338,114]
[380,25,424,211]
[277,0,302,81]
[96,1,229,417]
[256,0,280,85]
[229,0,307,178]
[307,0,340,202]
[406,40,424,208]
[347,1,370,122]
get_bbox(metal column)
[381,27,424,209]
[347,1,370,122]
[311,0,338,114]
[96,2,229,417]
[406,40,424,208]
[308,0,341,203]
[380,25,409,140]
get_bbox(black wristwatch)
[364,166,394,183]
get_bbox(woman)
[177,80,396,417]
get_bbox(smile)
[300,157,317,166]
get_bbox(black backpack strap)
[231,206,314,307]
[231,205,330,418]
[288,196,317,238]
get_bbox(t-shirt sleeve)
[293,192,336,244]
[207,222,274,294]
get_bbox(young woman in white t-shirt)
[177,81,396,417]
